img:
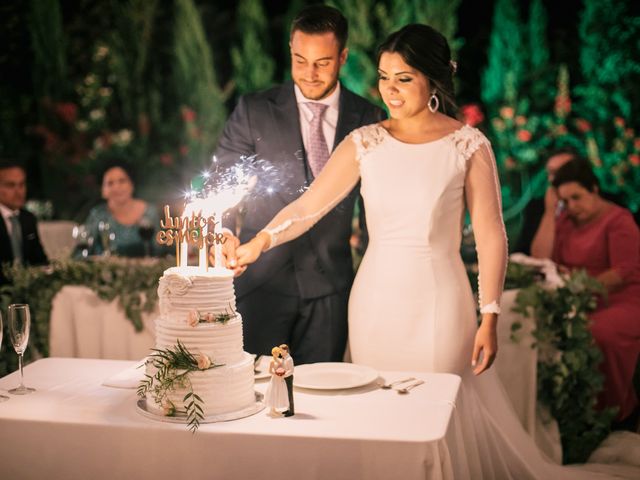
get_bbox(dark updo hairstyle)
[551,157,600,193]
[290,5,348,52]
[99,158,137,187]
[377,24,456,115]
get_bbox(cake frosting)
[145,266,255,417]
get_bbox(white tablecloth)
[0,358,460,480]
[49,286,155,359]
[497,289,562,463]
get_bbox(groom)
[214,5,384,364]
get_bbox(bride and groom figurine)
[264,344,294,417]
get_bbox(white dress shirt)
[294,83,341,154]
[0,202,19,236]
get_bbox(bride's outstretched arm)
[236,136,361,265]
[465,141,508,375]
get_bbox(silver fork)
[397,379,425,394]
[379,376,416,389]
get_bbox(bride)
[231,23,621,479]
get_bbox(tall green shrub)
[173,0,226,172]
[230,0,275,95]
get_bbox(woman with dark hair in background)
[83,160,161,257]
[547,158,640,430]
[227,24,626,478]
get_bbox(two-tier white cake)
[144,266,256,417]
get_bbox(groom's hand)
[236,232,270,268]
[208,230,246,276]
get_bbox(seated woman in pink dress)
[548,158,640,428]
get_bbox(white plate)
[293,362,378,390]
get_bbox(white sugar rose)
[197,354,212,370]
[159,274,192,297]
[204,312,215,323]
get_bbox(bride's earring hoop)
[428,91,439,113]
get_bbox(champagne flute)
[98,221,112,256]
[0,312,9,402]
[72,225,92,258]
[8,304,35,395]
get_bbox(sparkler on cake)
[156,161,257,272]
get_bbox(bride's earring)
[428,91,439,113]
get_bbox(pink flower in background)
[515,116,527,126]
[160,153,174,166]
[460,104,484,127]
[55,102,78,125]
[614,117,625,128]
[187,310,199,327]
[504,157,517,170]
[554,96,571,116]
[181,106,197,123]
[499,106,514,120]
[575,119,592,133]
[556,125,568,136]
[517,130,532,142]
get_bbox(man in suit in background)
[214,5,385,364]
[0,159,48,284]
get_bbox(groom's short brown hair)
[290,5,348,51]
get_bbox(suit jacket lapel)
[269,83,309,201]
[0,213,13,263]
[333,86,362,150]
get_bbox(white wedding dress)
[260,123,618,478]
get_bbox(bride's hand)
[472,315,498,375]
[235,232,270,269]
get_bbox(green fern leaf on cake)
[138,340,225,431]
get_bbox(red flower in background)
[516,130,532,142]
[554,96,571,116]
[634,138,640,150]
[181,106,197,123]
[179,145,189,156]
[614,117,625,128]
[575,118,592,133]
[630,154,640,167]
[515,116,527,126]
[160,153,174,166]
[55,102,78,125]
[499,106,515,120]
[460,104,484,127]
[504,157,517,169]
[31,125,60,153]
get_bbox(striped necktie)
[9,213,23,265]
[305,102,330,177]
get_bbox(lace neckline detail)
[378,123,473,146]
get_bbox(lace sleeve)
[261,134,361,249]
[464,138,508,314]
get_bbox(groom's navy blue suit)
[215,81,384,364]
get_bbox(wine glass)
[98,221,113,256]
[72,225,94,259]
[138,218,154,257]
[0,312,9,402]
[8,304,35,395]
